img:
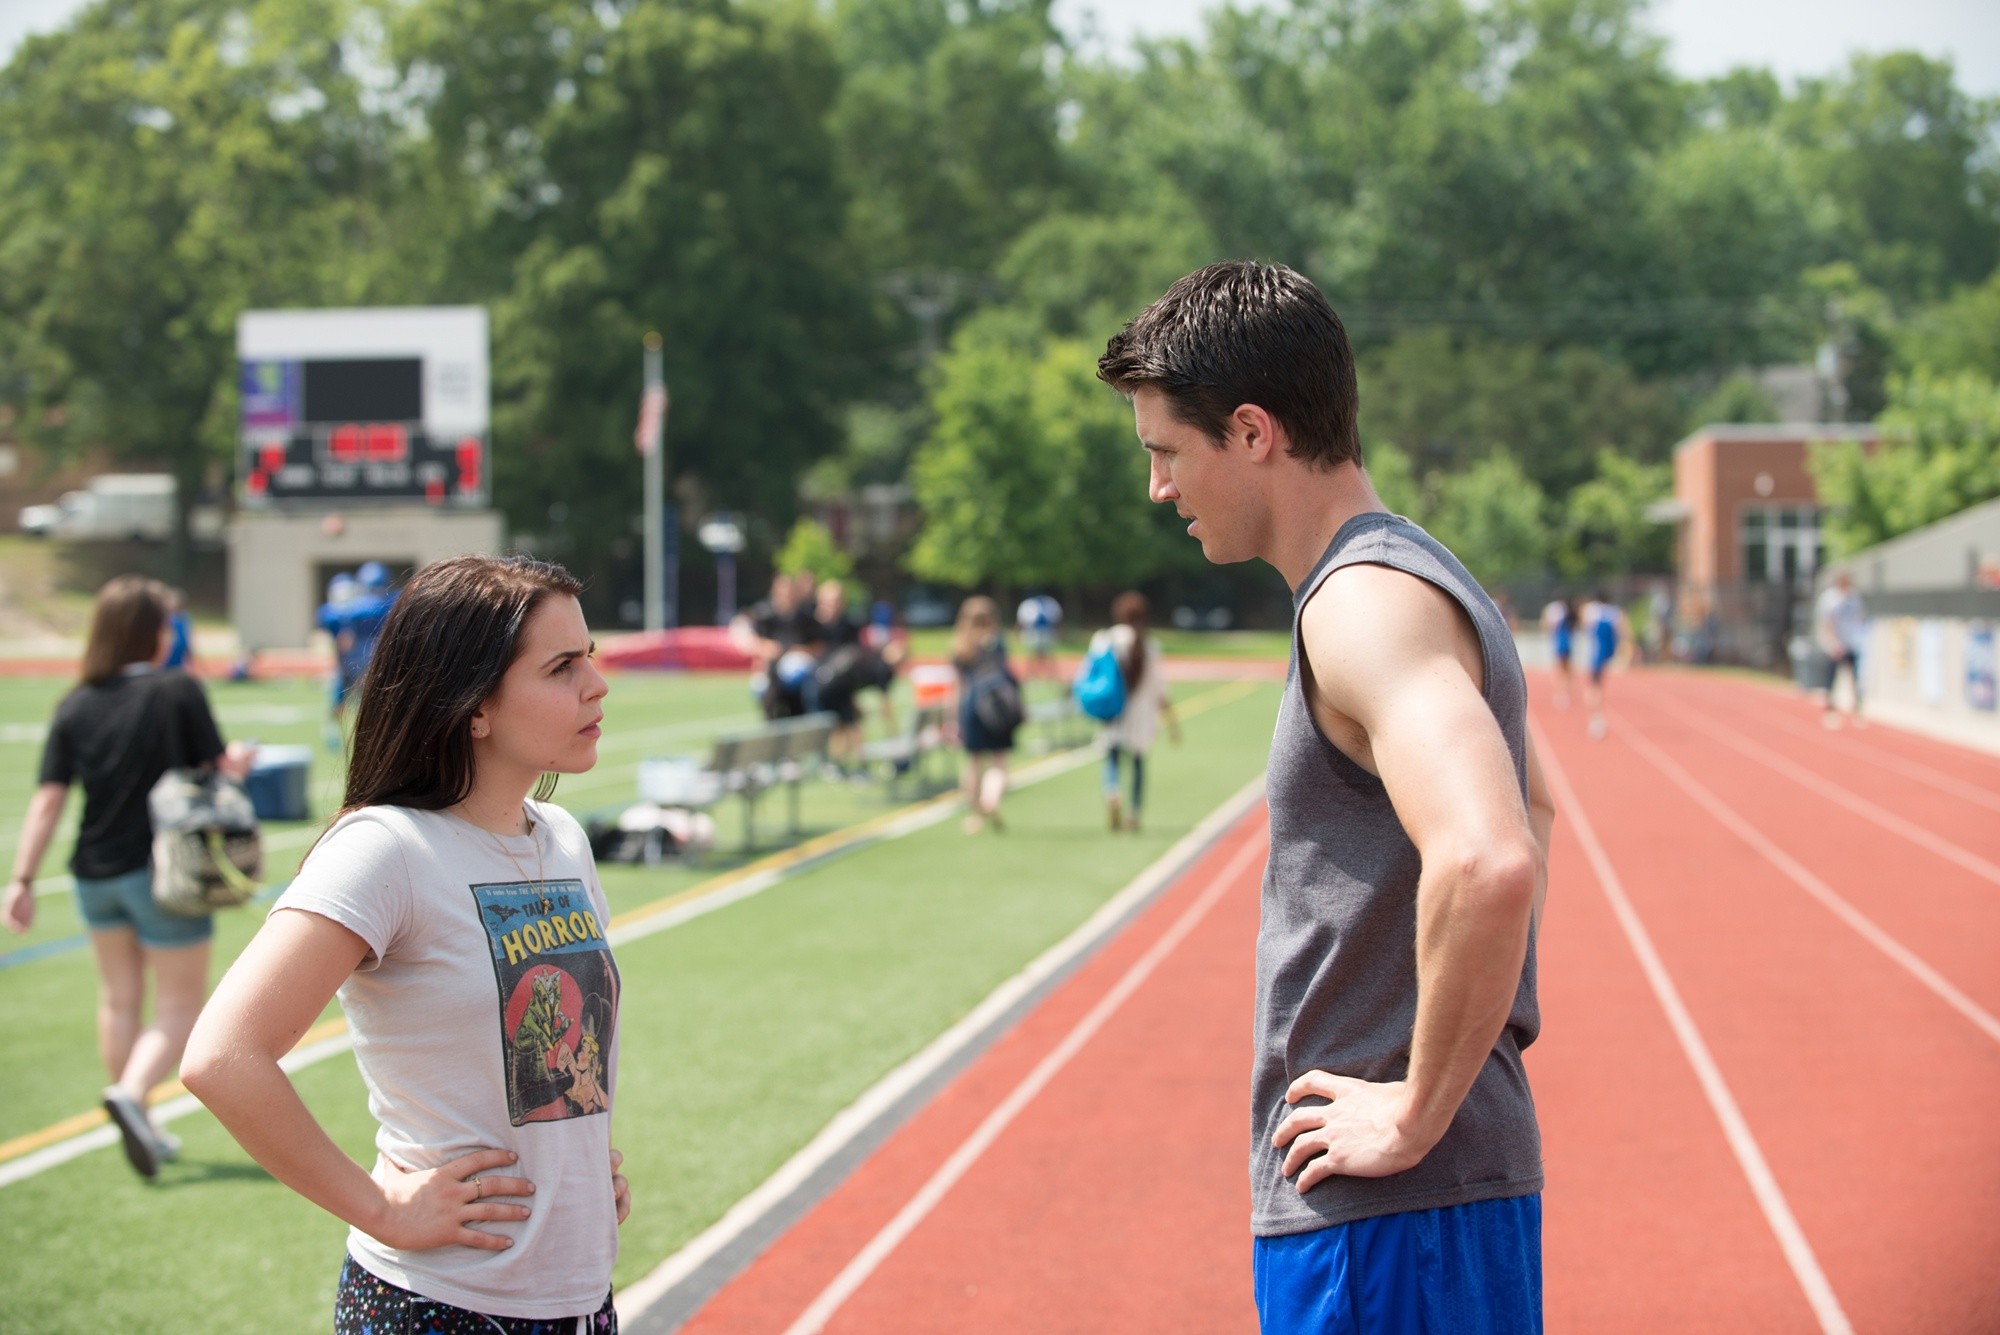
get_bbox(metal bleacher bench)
[638,712,838,854]
[861,704,949,798]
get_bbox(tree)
[1427,449,1549,583]
[1812,369,2000,555]
[0,0,405,554]
[1898,268,2000,378]
[1558,447,1673,576]
[776,517,854,583]
[391,0,877,598]
[908,315,1156,592]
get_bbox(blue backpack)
[1073,643,1127,721]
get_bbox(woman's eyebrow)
[542,642,593,668]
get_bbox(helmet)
[357,560,392,590]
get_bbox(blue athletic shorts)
[1253,1194,1542,1334]
[73,866,213,949]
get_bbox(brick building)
[1669,423,1876,666]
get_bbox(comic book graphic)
[471,880,620,1127]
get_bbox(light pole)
[699,514,745,624]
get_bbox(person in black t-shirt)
[4,575,251,1178]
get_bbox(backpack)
[148,769,262,916]
[970,668,1026,735]
[1072,642,1127,722]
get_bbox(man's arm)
[1273,564,1539,1190]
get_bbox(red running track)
[670,669,2000,1334]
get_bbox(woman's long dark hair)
[1111,590,1150,692]
[339,555,584,819]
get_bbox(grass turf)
[0,669,1278,1329]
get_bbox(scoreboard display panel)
[238,307,488,509]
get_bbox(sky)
[2,0,1996,94]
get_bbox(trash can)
[245,744,314,822]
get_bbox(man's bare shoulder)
[1299,563,1483,723]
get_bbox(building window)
[1738,505,1825,583]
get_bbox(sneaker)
[1587,716,1608,740]
[103,1088,160,1178]
[154,1127,182,1163]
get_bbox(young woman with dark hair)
[1089,591,1180,832]
[184,555,628,1332]
[5,575,251,1178]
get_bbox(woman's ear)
[469,708,491,740]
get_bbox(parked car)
[18,473,220,542]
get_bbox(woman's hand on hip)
[610,1147,631,1225]
[372,1147,534,1251]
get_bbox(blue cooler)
[245,744,314,822]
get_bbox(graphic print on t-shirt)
[471,880,620,1126]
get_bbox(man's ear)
[1232,404,1282,464]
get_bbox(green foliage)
[1557,447,1673,575]
[776,517,855,582]
[1426,450,1550,583]
[1690,374,1778,428]
[908,315,1154,590]
[0,0,409,539]
[1898,269,2000,378]
[1812,369,2000,555]
[1359,329,1679,495]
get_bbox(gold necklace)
[483,805,546,889]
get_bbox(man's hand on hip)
[1273,1070,1442,1191]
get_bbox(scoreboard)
[238,307,489,508]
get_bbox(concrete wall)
[1864,616,2000,755]
[228,508,504,650]
[1838,495,2000,595]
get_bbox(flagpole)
[640,332,666,633]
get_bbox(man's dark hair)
[1096,261,1360,470]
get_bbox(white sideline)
[1532,719,1853,1335]
[612,775,1267,1324]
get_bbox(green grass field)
[0,665,1279,1329]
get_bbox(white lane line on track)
[1612,713,2000,1049]
[774,826,1269,1335]
[1667,679,2000,817]
[613,775,1267,1324]
[1532,718,1854,1335]
[1643,692,2000,890]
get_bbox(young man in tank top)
[1099,262,1557,1332]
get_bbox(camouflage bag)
[148,769,262,916]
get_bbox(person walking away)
[183,556,629,1332]
[1539,597,1576,709]
[951,596,1020,833]
[1016,592,1062,679]
[1099,261,1555,1332]
[1582,591,1623,739]
[4,575,253,1177]
[1090,591,1180,832]
[1815,570,1866,728]
[162,588,196,671]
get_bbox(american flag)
[635,382,668,457]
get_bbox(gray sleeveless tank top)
[1251,511,1542,1236]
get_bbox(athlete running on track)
[1100,261,1556,1333]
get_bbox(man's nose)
[1149,459,1177,505]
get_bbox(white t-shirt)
[274,801,621,1318]
[1091,625,1171,752]
[1816,585,1866,655]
